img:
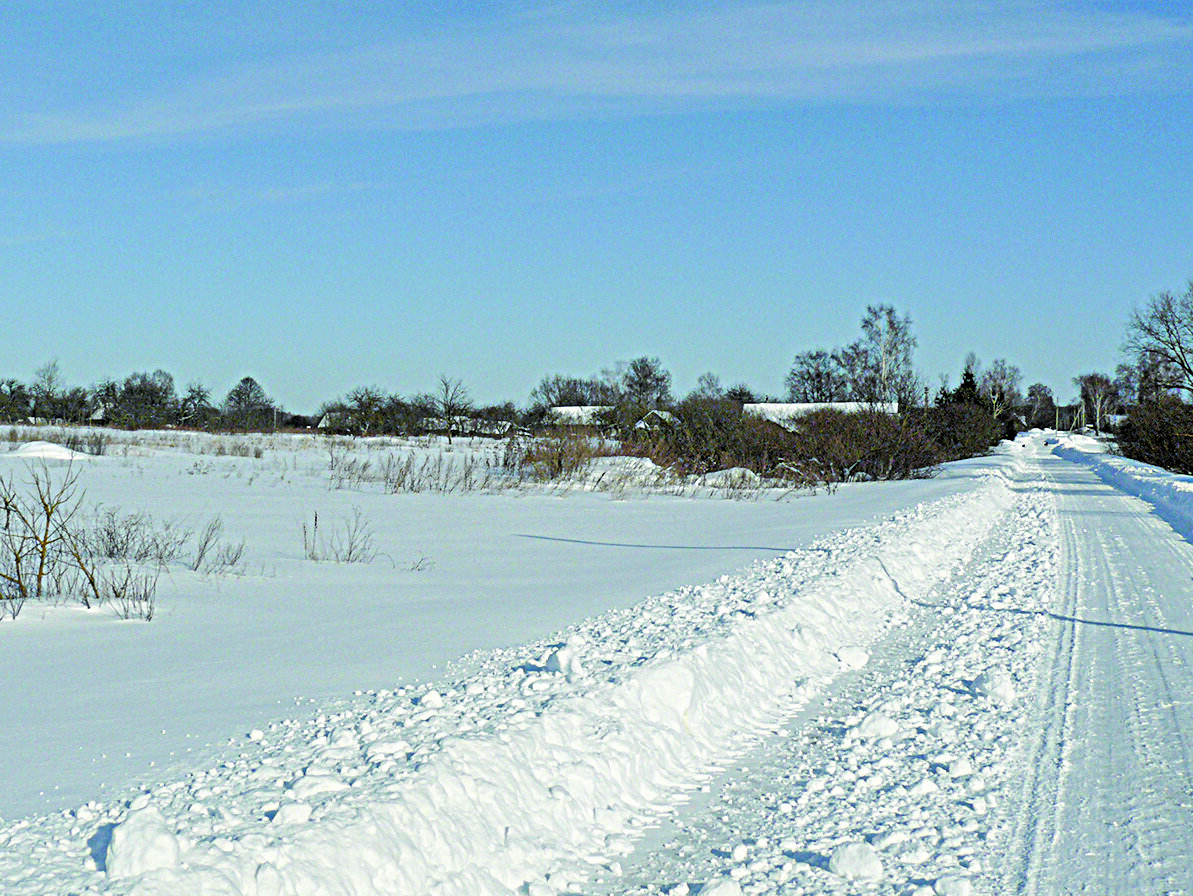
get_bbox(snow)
[2,429,1192,893]
[1052,431,1193,541]
[0,429,985,821]
[829,841,884,881]
[104,805,180,880]
[7,439,91,460]
[970,669,1016,705]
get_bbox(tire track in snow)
[1005,447,1193,896]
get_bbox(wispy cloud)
[167,180,379,215]
[5,1,1191,144]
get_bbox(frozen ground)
[1,429,1191,894]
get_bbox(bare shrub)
[627,402,939,488]
[1116,396,1193,473]
[86,432,110,456]
[0,461,85,612]
[190,516,245,574]
[302,508,377,563]
[326,443,372,490]
[375,449,496,493]
[191,517,223,570]
[521,431,608,481]
[102,562,159,621]
[787,409,940,482]
[211,440,264,459]
[86,507,190,566]
[204,539,245,575]
[627,399,805,484]
[0,568,27,620]
[923,402,1004,462]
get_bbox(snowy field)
[1,429,1191,894]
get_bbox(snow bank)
[97,470,1017,896]
[1052,436,1193,540]
[5,440,91,461]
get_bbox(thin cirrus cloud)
[4,1,1191,145]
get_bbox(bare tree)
[1074,373,1119,433]
[689,372,724,400]
[835,305,917,406]
[223,376,276,431]
[978,358,1022,420]
[0,461,85,613]
[434,375,472,443]
[0,379,31,423]
[1125,281,1193,395]
[30,360,63,421]
[725,384,756,404]
[345,386,386,436]
[785,349,848,402]
[1113,363,1139,408]
[1026,383,1055,428]
[178,382,214,427]
[530,374,606,409]
[621,357,672,407]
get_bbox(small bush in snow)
[99,561,159,621]
[0,460,86,617]
[86,507,190,567]
[518,431,611,481]
[302,508,377,563]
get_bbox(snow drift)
[101,468,1019,896]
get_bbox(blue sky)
[3,1,1192,411]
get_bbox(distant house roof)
[744,402,899,432]
[634,409,678,430]
[548,406,612,426]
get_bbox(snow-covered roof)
[634,409,677,429]
[744,402,899,431]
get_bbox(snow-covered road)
[1005,446,1193,895]
[3,433,1192,894]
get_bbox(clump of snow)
[544,639,586,678]
[836,645,870,669]
[699,878,744,896]
[286,771,349,800]
[829,841,883,881]
[419,688,444,709]
[7,440,90,461]
[934,874,975,895]
[971,670,1016,705]
[701,468,761,488]
[855,711,899,739]
[105,805,180,879]
[948,756,975,778]
[272,802,312,826]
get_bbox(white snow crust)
[0,433,1019,895]
[9,431,1189,894]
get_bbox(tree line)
[4,285,1191,475]
[0,366,285,432]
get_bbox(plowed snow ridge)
[2,463,1023,896]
